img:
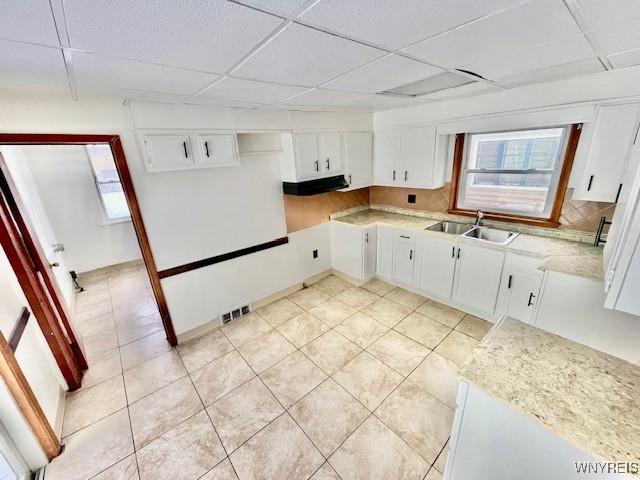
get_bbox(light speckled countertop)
[461,318,640,469]
[333,208,604,281]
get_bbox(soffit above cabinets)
[3,0,640,110]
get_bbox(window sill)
[99,217,132,227]
[447,208,560,228]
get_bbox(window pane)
[86,144,131,220]
[460,172,552,215]
[97,183,130,219]
[86,144,119,182]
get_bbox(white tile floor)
[46,268,493,480]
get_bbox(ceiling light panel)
[464,34,596,80]
[300,0,521,49]
[403,0,582,69]
[282,88,367,106]
[64,0,283,73]
[232,23,385,86]
[73,53,219,95]
[496,58,604,87]
[0,40,71,99]
[200,77,308,103]
[1,0,60,47]
[421,82,502,100]
[323,54,443,94]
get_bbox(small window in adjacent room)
[450,125,579,226]
[86,144,131,222]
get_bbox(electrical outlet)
[408,194,416,204]
[313,249,318,259]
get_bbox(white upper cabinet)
[414,235,457,299]
[320,132,344,175]
[139,131,239,172]
[293,133,321,179]
[373,125,445,189]
[343,132,373,190]
[453,243,505,317]
[196,134,239,167]
[573,104,640,202]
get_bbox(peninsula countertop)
[333,208,604,281]
[460,318,640,470]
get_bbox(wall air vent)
[380,71,475,97]
[221,303,251,325]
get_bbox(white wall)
[0,248,66,470]
[5,145,141,274]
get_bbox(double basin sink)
[426,221,518,246]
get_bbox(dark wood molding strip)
[9,307,30,352]
[158,237,289,279]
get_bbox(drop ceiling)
[1,0,639,111]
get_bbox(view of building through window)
[457,127,567,217]
[86,144,131,221]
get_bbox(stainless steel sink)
[463,227,518,245]
[426,221,475,235]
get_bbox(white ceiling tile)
[232,23,385,86]
[235,0,312,16]
[608,48,640,68]
[332,94,421,111]
[465,34,596,80]
[281,88,368,105]
[77,85,188,104]
[576,0,640,29]
[496,58,604,87]
[0,40,70,99]
[322,54,443,94]
[184,96,264,109]
[73,53,219,95]
[301,0,521,49]
[591,17,640,55]
[199,77,307,103]
[64,0,283,73]
[422,82,503,100]
[403,0,581,69]
[1,0,60,46]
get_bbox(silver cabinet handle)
[404,170,408,181]
[315,160,319,172]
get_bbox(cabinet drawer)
[395,231,416,244]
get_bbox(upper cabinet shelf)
[139,130,239,173]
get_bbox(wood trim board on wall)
[8,307,30,352]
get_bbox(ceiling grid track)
[562,0,614,71]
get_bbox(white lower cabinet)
[376,225,395,280]
[330,221,376,282]
[415,235,457,299]
[363,226,377,281]
[496,254,544,324]
[452,244,506,317]
[393,231,416,286]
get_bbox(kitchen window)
[86,144,131,222]
[449,125,580,226]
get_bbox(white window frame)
[456,126,571,219]
[86,146,131,224]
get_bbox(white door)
[197,134,239,167]
[330,222,364,280]
[506,269,543,323]
[143,134,194,172]
[399,126,437,187]
[376,225,395,279]
[363,225,377,281]
[415,236,457,299]
[453,244,505,316]
[294,133,320,179]
[373,129,401,185]
[320,132,344,174]
[344,132,373,189]
[393,232,416,285]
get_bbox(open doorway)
[0,135,176,397]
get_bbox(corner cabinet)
[342,132,373,190]
[330,221,376,283]
[139,131,239,172]
[495,254,544,324]
[373,125,445,189]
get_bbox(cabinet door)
[376,225,395,280]
[363,225,377,281]
[415,236,457,299]
[505,269,543,323]
[400,126,437,188]
[330,222,364,280]
[453,244,505,316]
[320,132,344,174]
[143,134,195,172]
[197,134,239,167]
[294,133,320,179]
[393,232,416,285]
[344,132,373,189]
[574,104,640,202]
[373,129,401,185]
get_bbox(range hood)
[282,175,349,196]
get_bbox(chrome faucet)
[475,210,485,226]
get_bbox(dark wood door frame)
[0,135,177,368]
